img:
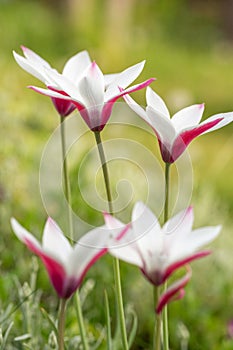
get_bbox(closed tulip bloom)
[11,217,128,299]
[124,87,233,163]
[106,202,221,312]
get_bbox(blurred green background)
[0,0,233,349]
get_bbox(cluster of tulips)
[11,46,233,349]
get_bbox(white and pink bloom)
[106,202,221,312]
[13,46,87,117]
[13,46,154,130]
[11,217,128,299]
[123,87,233,163]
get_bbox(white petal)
[169,225,221,264]
[123,93,149,123]
[29,86,72,99]
[200,112,233,134]
[146,87,170,118]
[62,50,92,81]
[11,218,42,251]
[171,104,205,132]
[109,242,144,268]
[104,73,119,87]
[104,61,145,100]
[13,51,47,83]
[163,207,194,236]
[104,212,124,229]
[44,68,84,103]
[42,218,72,261]
[146,106,176,146]
[67,226,110,276]
[21,46,51,68]
[132,202,164,264]
[78,62,105,108]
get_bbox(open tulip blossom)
[11,217,129,299]
[106,202,221,313]
[123,87,233,163]
[13,46,154,130]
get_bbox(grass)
[0,0,233,348]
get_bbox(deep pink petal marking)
[162,250,211,283]
[78,247,108,286]
[24,237,67,298]
[171,118,223,162]
[156,266,192,314]
[97,78,155,132]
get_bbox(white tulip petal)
[109,243,144,268]
[104,61,145,100]
[68,226,110,276]
[123,93,149,123]
[42,218,72,261]
[78,62,105,108]
[163,207,194,236]
[44,68,84,103]
[146,106,176,146]
[146,87,170,118]
[132,202,163,259]
[21,46,51,68]
[200,112,233,134]
[29,86,71,99]
[63,50,92,81]
[104,73,119,87]
[13,51,47,83]
[11,218,42,251]
[172,104,205,132]
[169,226,221,264]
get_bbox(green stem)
[60,116,74,242]
[104,289,112,350]
[94,131,113,214]
[153,287,162,350]
[163,162,171,350]
[58,299,67,350]
[164,163,170,224]
[74,293,89,350]
[94,131,128,350]
[60,117,88,349]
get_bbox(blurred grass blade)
[104,289,112,350]
[127,308,138,349]
[40,307,58,336]
[0,321,14,350]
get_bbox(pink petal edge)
[156,265,192,313]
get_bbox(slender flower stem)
[163,162,171,350]
[60,117,88,349]
[58,299,67,350]
[94,131,128,350]
[153,287,162,350]
[74,293,89,350]
[94,131,113,214]
[60,116,74,242]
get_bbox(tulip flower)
[106,202,221,312]
[14,47,154,131]
[11,217,128,299]
[123,87,233,163]
[13,46,92,117]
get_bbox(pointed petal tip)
[199,103,205,110]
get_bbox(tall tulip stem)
[94,131,128,350]
[58,299,67,350]
[60,117,88,350]
[60,116,74,241]
[153,287,162,350]
[163,162,171,350]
